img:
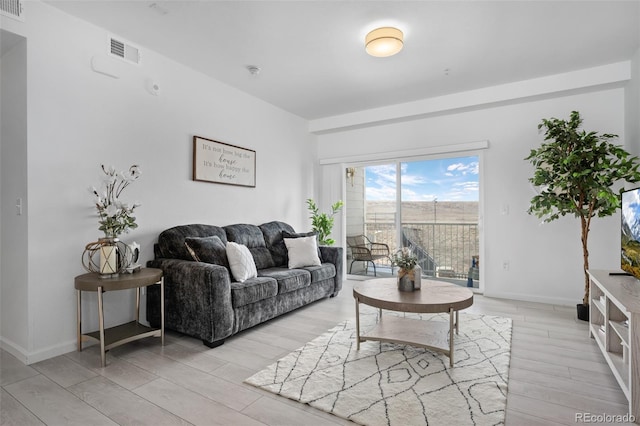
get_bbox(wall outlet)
[502,260,510,271]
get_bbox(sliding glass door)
[346,155,480,288]
[399,156,479,287]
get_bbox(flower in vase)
[392,247,418,271]
[90,164,141,238]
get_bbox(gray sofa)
[146,221,343,347]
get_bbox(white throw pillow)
[226,242,258,282]
[284,235,322,268]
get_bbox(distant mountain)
[622,212,640,244]
[622,211,640,276]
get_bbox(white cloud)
[365,159,479,202]
[366,186,396,201]
[453,181,479,192]
[401,175,427,186]
[444,181,478,200]
[447,161,479,175]
[623,188,640,225]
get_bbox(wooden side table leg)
[355,297,361,350]
[160,277,165,345]
[76,290,82,352]
[449,307,454,367]
[455,310,460,334]
[135,287,140,323]
[98,286,106,367]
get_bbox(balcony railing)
[359,222,479,281]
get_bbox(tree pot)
[576,303,589,322]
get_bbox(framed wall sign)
[193,136,256,187]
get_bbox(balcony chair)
[346,235,391,277]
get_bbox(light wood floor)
[0,278,633,425]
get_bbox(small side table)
[75,267,164,367]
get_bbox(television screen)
[622,187,640,279]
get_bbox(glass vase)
[397,268,415,292]
[414,265,422,289]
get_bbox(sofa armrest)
[319,246,343,294]
[146,258,234,345]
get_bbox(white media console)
[588,269,640,421]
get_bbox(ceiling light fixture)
[365,27,403,57]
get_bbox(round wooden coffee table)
[353,278,473,367]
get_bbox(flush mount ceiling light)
[365,27,403,57]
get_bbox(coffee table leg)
[355,297,361,350]
[449,307,454,367]
[455,310,459,334]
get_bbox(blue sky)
[365,156,479,202]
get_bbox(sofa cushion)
[225,224,275,270]
[303,263,336,283]
[284,235,321,268]
[226,242,258,282]
[258,268,311,294]
[157,224,227,260]
[259,221,296,267]
[230,277,278,308]
[184,235,229,268]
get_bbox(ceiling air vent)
[109,36,140,65]
[0,0,25,21]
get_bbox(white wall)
[1,2,316,363]
[0,35,28,354]
[315,88,626,306]
[626,48,640,157]
[2,2,638,364]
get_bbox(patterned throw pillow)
[226,241,258,282]
[184,235,229,268]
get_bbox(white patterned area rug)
[245,310,512,426]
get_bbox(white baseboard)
[0,336,76,365]
[483,290,576,307]
[0,336,28,364]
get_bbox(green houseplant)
[306,199,344,246]
[525,111,640,320]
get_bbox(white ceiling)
[45,1,640,120]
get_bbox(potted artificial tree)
[306,199,344,246]
[526,111,640,321]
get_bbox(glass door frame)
[344,150,485,293]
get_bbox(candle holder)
[82,238,132,278]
